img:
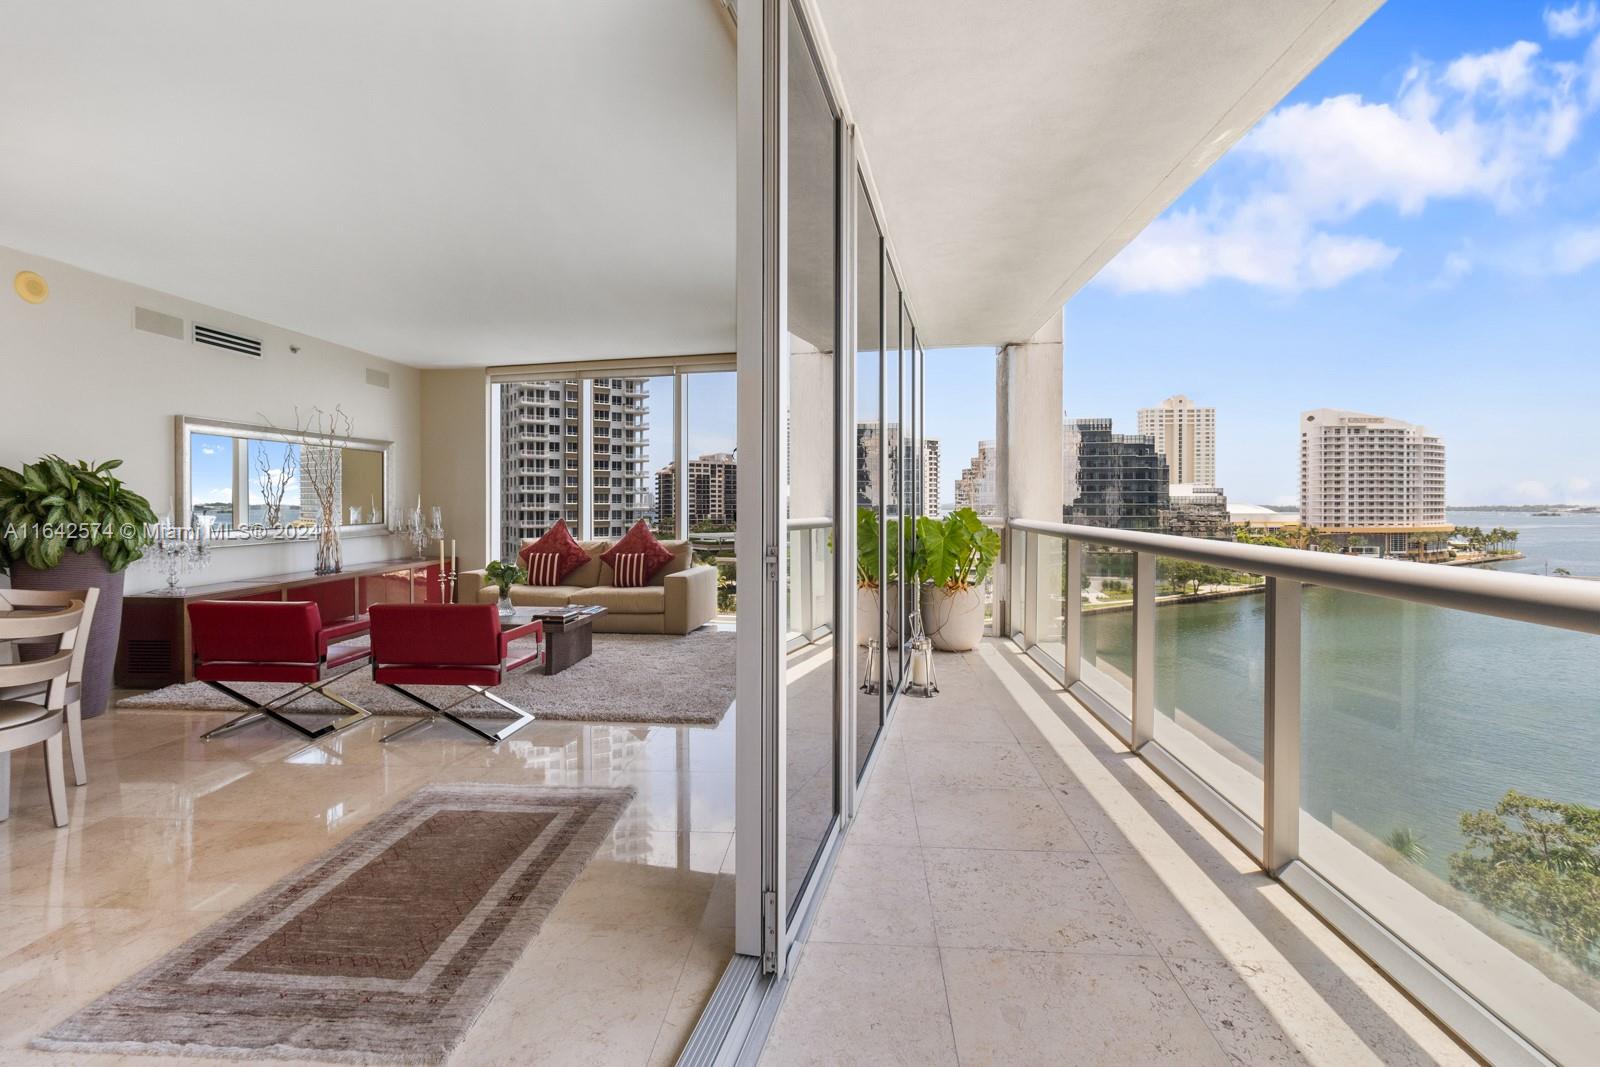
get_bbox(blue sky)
[928,1,1600,507]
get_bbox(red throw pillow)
[523,552,563,587]
[517,519,591,584]
[600,520,674,584]
[611,552,651,588]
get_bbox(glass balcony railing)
[998,517,1600,1064]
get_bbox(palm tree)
[1384,826,1428,865]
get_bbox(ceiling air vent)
[193,323,262,359]
[133,306,184,340]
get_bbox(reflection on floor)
[0,700,734,1066]
[762,640,1476,1067]
[785,639,835,913]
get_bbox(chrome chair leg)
[377,683,536,745]
[201,672,370,742]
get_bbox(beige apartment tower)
[1300,408,1449,555]
[1137,394,1216,487]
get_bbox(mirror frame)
[174,415,394,546]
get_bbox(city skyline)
[926,3,1599,508]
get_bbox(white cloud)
[1444,41,1542,97]
[1099,34,1598,295]
[1552,223,1600,271]
[1545,3,1600,39]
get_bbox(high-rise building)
[1137,394,1216,487]
[954,440,999,516]
[1160,483,1232,540]
[856,423,939,516]
[1299,408,1448,556]
[656,452,738,530]
[497,377,651,559]
[1063,418,1170,531]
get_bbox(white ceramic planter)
[855,585,901,648]
[921,583,985,652]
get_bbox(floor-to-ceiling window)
[781,1,840,916]
[491,363,730,561]
[853,179,884,780]
[684,370,738,617]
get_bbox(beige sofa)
[458,539,717,635]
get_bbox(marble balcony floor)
[761,640,1477,1067]
[0,698,735,1067]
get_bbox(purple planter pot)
[10,549,125,718]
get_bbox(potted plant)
[914,507,1000,652]
[0,456,159,716]
[484,559,526,611]
[853,506,904,648]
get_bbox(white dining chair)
[0,599,84,827]
[0,587,98,785]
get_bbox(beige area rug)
[117,628,735,726]
[34,783,633,1065]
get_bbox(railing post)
[1131,550,1155,749]
[1063,537,1082,686]
[1263,576,1302,872]
[1022,530,1043,649]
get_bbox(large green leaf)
[0,453,158,575]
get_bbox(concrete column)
[996,310,1064,522]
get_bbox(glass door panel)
[854,179,884,780]
[883,270,903,691]
[782,2,840,916]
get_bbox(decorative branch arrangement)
[286,405,354,575]
[253,439,298,528]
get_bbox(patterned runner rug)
[34,783,634,1064]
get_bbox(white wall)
[0,245,423,593]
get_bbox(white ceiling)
[812,0,1381,346]
[0,1,737,368]
[0,1,1379,366]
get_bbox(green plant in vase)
[484,559,526,607]
[0,455,160,717]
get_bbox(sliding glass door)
[781,0,840,918]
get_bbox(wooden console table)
[115,558,451,687]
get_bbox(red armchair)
[188,600,371,741]
[367,603,543,744]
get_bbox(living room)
[0,3,750,1064]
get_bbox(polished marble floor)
[0,698,734,1066]
[761,640,1477,1067]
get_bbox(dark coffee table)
[500,605,607,675]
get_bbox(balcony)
[766,639,1475,1064]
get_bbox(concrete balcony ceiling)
[811,0,1381,345]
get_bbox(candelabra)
[390,503,445,559]
[145,523,213,593]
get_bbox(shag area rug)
[117,628,735,726]
[34,783,634,1065]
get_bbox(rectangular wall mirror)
[176,415,392,542]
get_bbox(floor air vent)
[193,323,263,358]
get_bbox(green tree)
[1449,790,1600,977]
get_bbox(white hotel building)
[1137,394,1217,487]
[1300,408,1450,556]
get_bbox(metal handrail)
[1009,517,1600,636]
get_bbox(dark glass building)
[1064,418,1170,531]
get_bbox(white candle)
[439,538,444,570]
[451,539,456,570]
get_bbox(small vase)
[315,499,342,575]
